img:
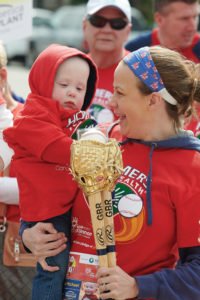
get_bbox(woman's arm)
[135,247,200,300]
[96,247,200,300]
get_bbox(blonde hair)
[0,41,8,68]
[137,46,200,128]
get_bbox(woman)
[20,46,200,299]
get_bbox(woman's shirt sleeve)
[135,246,200,300]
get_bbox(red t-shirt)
[64,141,200,299]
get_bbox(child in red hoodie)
[4,44,97,300]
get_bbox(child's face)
[52,56,90,110]
[84,282,97,295]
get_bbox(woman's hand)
[96,265,139,299]
[22,222,67,272]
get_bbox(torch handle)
[101,190,116,267]
[88,192,108,267]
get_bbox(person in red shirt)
[4,44,98,300]
[126,0,200,140]
[20,46,200,300]
[83,0,132,124]
[126,0,200,63]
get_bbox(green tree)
[131,0,154,24]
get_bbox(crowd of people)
[84,0,132,124]
[1,0,200,300]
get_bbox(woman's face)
[110,61,150,139]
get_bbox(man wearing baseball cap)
[83,0,132,124]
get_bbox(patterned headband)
[123,47,177,106]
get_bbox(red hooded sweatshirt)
[4,44,98,221]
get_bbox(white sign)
[0,0,33,43]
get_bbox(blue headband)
[123,47,177,106]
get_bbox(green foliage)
[131,0,154,25]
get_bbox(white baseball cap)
[86,0,131,22]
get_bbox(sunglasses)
[87,14,128,30]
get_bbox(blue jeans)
[27,212,71,300]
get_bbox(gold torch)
[70,128,123,267]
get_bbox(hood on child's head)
[28,43,98,111]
